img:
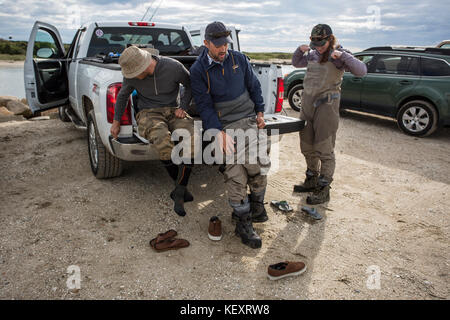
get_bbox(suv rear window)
[87,27,191,57]
[421,58,450,76]
[373,55,419,75]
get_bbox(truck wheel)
[288,84,303,112]
[58,106,71,122]
[397,100,438,137]
[87,110,123,178]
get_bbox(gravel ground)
[0,105,449,300]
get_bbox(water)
[0,65,25,99]
[0,64,298,100]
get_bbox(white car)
[25,21,302,178]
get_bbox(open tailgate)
[264,114,305,135]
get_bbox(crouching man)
[111,46,195,217]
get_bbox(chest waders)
[205,59,269,248]
[297,60,344,204]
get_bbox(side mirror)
[36,48,54,58]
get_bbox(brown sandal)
[149,229,177,249]
[152,238,190,252]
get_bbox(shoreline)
[0,60,24,67]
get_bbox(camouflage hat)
[309,24,333,48]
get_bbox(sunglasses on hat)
[207,30,232,39]
[310,35,330,42]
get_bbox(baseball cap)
[309,24,333,48]
[205,21,233,47]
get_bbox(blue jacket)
[190,48,264,131]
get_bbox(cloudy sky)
[0,0,449,53]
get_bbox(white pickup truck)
[24,21,303,178]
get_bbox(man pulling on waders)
[190,22,270,249]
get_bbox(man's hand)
[256,112,265,129]
[216,130,235,155]
[175,108,186,119]
[331,50,343,59]
[110,120,121,139]
[300,45,310,53]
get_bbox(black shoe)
[234,212,262,249]
[170,185,187,216]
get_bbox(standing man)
[190,22,270,249]
[292,24,367,204]
[111,45,195,217]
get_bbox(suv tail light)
[106,83,132,125]
[275,77,284,113]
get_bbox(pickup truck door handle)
[351,77,362,83]
[399,80,413,85]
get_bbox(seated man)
[111,45,194,217]
[190,22,270,249]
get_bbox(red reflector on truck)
[106,83,132,125]
[128,22,156,27]
[275,77,284,113]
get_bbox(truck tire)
[397,100,438,137]
[58,105,71,122]
[288,84,303,112]
[87,110,123,178]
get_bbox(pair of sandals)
[149,229,190,252]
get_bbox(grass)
[0,54,26,61]
[244,52,293,61]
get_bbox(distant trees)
[0,39,70,57]
[0,40,28,55]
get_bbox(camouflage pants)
[136,107,195,161]
[222,117,271,204]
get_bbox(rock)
[6,100,33,118]
[0,106,14,116]
[0,96,19,108]
[20,98,28,106]
[28,116,51,121]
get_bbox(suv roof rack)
[364,46,450,56]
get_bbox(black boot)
[231,192,268,223]
[232,201,262,249]
[169,164,193,216]
[306,175,331,205]
[249,190,269,223]
[293,169,318,193]
[163,160,193,203]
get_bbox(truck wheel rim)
[402,106,429,133]
[292,89,303,108]
[89,122,98,169]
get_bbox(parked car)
[25,21,300,179]
[437,40,450,49]
[284,46,450,136]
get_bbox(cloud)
[0,0,449,52]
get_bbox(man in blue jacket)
[190,21,270,249]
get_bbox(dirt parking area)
[0,105,449,300]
